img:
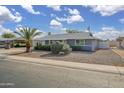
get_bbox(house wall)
[67,39,76,46]
[120,40,124,48]
[32,40,43,49]
[83,40,94,51]
[98,41,109,49]
[91,40,98,51]
[0,41,5,48]
[70,39,95,51]
[33,39,108,51]
[86,40,110,51]
[109,40,119,47]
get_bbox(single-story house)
[117,37,124,48]
[109,40,119,48]
[33,32,109,51]
[0,38,14,48]
[0,37,26,48]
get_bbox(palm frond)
[15,27,41,40]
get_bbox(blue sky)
[0,5,124,40]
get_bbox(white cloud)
[50,19,66,31]
[15,24,23,31]
[119,18,124,24]
[0,25,13,35]
[14,11,22,22]
[56,14,84,24]
[93,26,122,40]
[68,8,80,15]
[21,5,40,15]
[101,27,115,31]
[56,17,67,22]
[50,13,57,18]
[88,5,124,16]
[67,15,84,23]
[11,8,22,22]
[50,19,62,27]
[47,5,61,11]
[55,7,84,24]
[0,6,22,24]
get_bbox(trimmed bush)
[51,42,63,54]
[51,42,72,55]
[61,43,72,54]
[35,42,72,54]
[34,43,51,51]
[70,45,82,51]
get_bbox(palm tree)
[15,27,42,52]
[2,32,16,38]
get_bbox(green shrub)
[14,43,26,47]
[34,43,51,51]
[61,43,72,54]
[51,42,72,55]
[51,42,63,54]
[14,43,20,47]
[70,45,82,51]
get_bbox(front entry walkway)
[112,48,124,58]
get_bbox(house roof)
[15,37,25,40]
[0,38,15,41]
[35,32,99,41]
[0,37,24,41]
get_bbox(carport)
[0,38,14,49]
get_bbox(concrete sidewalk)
[0,54,124,75]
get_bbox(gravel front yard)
[10,49,124,67]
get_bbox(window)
[85,40,92,45]
[45,40,49,45]
[0,41,4,45]
[67,40,75,45]
[76,40,84,45]
[50,41,53,44]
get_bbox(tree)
[2,32,16,38]
[15,27,42,52]
[66,29,80,33]
[1,32,16,49]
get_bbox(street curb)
[0,54,124,75]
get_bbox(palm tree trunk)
[26,46,30,52]
[26,42,31,52]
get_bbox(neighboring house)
[117,37,124,48]
[14,37,26,47]
[0,37,25,48]
[0,38,14,48]
[33,32,109,51]
[109,40,119,48]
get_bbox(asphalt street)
[0,58,124,88]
